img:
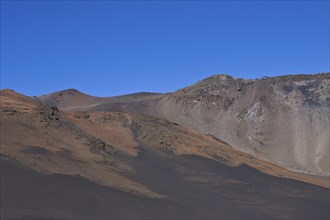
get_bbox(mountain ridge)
[1,87,329,219]
[38,72,330,176]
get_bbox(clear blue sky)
[1,0,329,97]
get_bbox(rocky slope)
[40,73,330,176]
[148,73,330,176]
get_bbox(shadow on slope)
[2,149,329,219]
[124,146,330,219]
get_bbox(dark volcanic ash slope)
[40,73,330,176]
[1,89,330,219]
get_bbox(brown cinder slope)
[0,89,162,197]
[1,89,329,219]
[40,73,330,176]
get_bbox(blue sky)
[1,0,329,97]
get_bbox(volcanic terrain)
[1,73,329,219]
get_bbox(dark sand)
[1,149,329,219]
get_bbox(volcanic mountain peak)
[52,88,82,94]
[39,88,92,99]
[38,88,103,110]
